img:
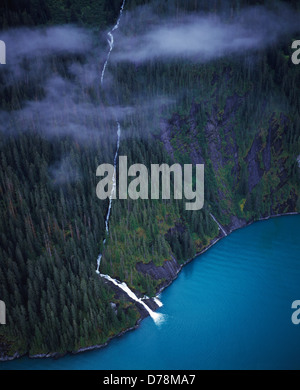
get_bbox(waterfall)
[95,1,164,325]
[100,0,126,85]
[101,274,164,325]
[210,213,228,236]
[105,121,121,233]
[96,0,125,274]
[96,122,120,272]
[153,297,164,308]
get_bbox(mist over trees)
[0,0,299,357]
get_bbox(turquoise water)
[1,215,300,370]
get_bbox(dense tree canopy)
[0,0,299,358]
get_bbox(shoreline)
[1,211,298,363]
[157,211,299,295]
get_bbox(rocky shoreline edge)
[1,211,298,362]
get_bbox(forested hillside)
[0,0,299,359]
[0,0,125,28]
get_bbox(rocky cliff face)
[134,66,299,295]
[136,256,181,292]
[162,87,297,217]
[111,89,299,324]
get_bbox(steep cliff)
[134,60,299,293]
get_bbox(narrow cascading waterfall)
[153,297,164,308]
[100,0,126,85]
[210,213,228,236]
[96,122,120,273]
[104,121,121,234]
[96,0,125,274]
[101,274,164,325]
[95,0,163,324]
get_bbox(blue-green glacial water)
[1,215,299,370]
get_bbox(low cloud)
[49,156,82,185]
[0,25,134,143]
[1,2,298,147]
[2,25,92,65]
[112,3,300,64]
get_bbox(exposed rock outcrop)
[136,256,181,290]
[226,215,247,233]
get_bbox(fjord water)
[2,215,300,370]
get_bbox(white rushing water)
[101,274,164,325]
[100,0,126,85]
[96,0,125,274]
[105,121,121,233]
[96,122,120,271]
[95,0,164,324]
[210,213,228,236]
[153,297,164,308]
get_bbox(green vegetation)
[0,0,299,358]
[0,0,124,29]
[0,131,140,356]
